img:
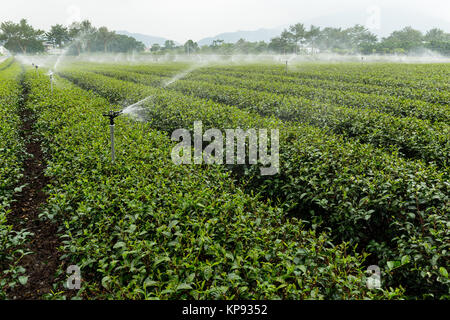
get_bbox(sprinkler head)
[103,110,123,125]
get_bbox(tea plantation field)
[0,57,448,299]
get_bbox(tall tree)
[235,38,247,53]
[67,20,96,54]
[164,40,176,50]
[107,34,145,52]
[423,28,450,55]
[96,26,115,52]
[68,22,82,55]
[0,19,44,54]
[305,25,321,53]
[344,24,377,53]
[317,27,349,51]
[79,20,97,52]
[268,36,291,53]
[211,39,224,48]
[424,28,449,42]
[184,39,198,54]
[46,24,70,48]
[150,43,161,52]
[289,23,307,53]
[381,26,423,52]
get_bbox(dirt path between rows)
[6,74,63,299]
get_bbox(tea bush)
[59,68,449,298]
[23,70,400,299]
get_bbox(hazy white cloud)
[0,0,449,42]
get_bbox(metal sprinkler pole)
[103,110,123,163]
[110,124,115,162]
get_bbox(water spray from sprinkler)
[48,70,54,94]
[103,110,123,163]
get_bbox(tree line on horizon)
[267,23,450,55]
[169,24,449,56]
[1,19,449,56]
[0,19,145,54]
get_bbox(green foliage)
[48,21,146,55]
[2,60,447,299]
[87,66,448,166]
[22,69,398,300]
[45,24,70,48]
[0,19,45,54]
[1,17,449,56]
[58,64,449,298]
[0,61,30,298]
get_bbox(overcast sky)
[1,0,449,42]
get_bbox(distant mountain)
[117,28,283,48]
[115,30,171,47]
[197,27,283,46]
